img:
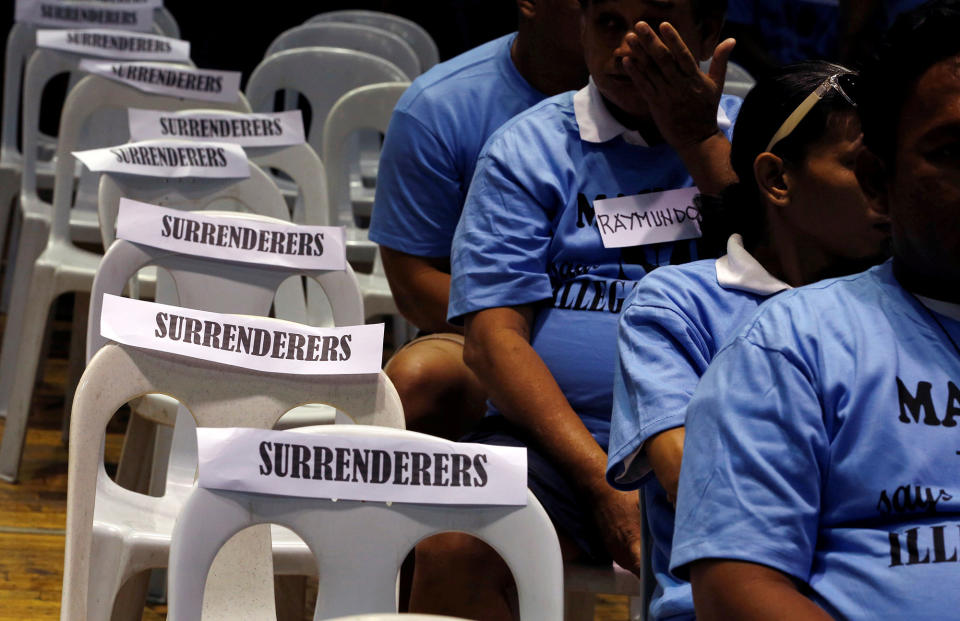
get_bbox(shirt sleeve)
[447,129,563,323]
[369,108,465,257]
[607,301,712,490]
[670,333,828,583]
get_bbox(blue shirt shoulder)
[370,34,545,257]
[672,261,960,620]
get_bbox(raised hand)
[623,20,735,151]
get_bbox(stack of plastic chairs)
[0,66,249,482]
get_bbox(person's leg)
[384,334,487,439]
[408,417,612,620]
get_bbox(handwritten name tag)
[594,187,701,248]
[78,59,241,103]
[116,198,346,270]
[197,427,529,506]
[37,29,190,62]
[15,0,153,31]
[73,139,249,178]
[100,294,384,375]
[128,109,305,147]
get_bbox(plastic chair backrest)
[308,10,439,71]
[44,70,249,244]
[266,23,419,80]
[153,6,181,38]
[322,82,408,227]
[87,232,364,364]
[245,47,406,154]
[62,342,404,619]
[168,425,564,621]
[1,23,37,167]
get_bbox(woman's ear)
[854,148,891,215]
[754,152,790,208]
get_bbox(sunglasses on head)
[764,72,858,153]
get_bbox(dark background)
[2,1,520,83]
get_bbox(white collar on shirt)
[715,234,791,296]
[916,294,960,322]
[573,77,733,147]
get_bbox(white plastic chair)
[327,616,470,621]
[61,342,404,621]
[330,612,468,621]
[245,47,407,249]
[153,6,181,38]
[0,22,181,293]
[266,22,420,80]
[0,69,250,482]
[168,425,564,621]
[323,83,409,337]
[308,10,439,72]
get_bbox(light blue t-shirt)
[448,86,742,448]
[369,33,546,258]
[672,260,960,620]
[605,249,788,620]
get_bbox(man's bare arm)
[464,306,645,575]
[690,560,833,621]
[379,246,460,334]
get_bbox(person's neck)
[893,256,960,305]
[598,93,662,143]
[753,222,871,288]
[511,29,588,96]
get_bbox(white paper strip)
[594,187,702,249]
[100,294,384,375]
[73,139,249,178]
[116,199,346,270]
[15,0,154,31]
[78,59,240,103]
[96,0,163,5]
[37,28,189,61]
[128,109,305,147]
[197,427,529,506]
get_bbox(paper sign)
[116,198,347,270]
[100,294,384,375]
[197,427,529,506]
[128,109,305,147]
[15,0,154,31]
[73,139,249,178]
[593,187,702,248]
[37,29,189,61]
[78,59,240,103]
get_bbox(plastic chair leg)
[114,413,158,493]
[629,595,645,621]
[0,260,57,482]
[110,571,151,621]
[0,166,19,278]
[62,291,89,444]
[82,531,133,621]
[0,205,22,314]
[0,213,47,421]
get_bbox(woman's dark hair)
[699,60,859,255]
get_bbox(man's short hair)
[577,0,728,25]
[860,0,960,165]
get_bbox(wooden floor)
[0,302,631,620]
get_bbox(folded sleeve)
[369,109,465,258]
[447,129,564,323]
[607,300,712,490]
[670,334,827,583]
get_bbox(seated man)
[409,0,740,617]
[370,0,588,440]
[672,2,960,618]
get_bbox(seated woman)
[606,60,891,621]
